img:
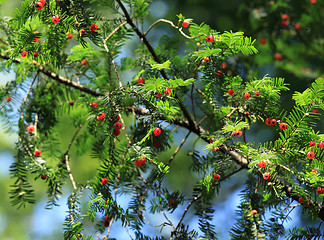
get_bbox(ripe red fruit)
[311,169,317,174]
[263,172,270,180]
[310,0,316,4]
[81,60,87,65]
[80,29,86,35]
[209,138,215,143]
[113,128,121,136]
[309,141,316,147]
[41,174,47,180]
[258,160,267,168]
[35,2,44,9]
[254,90,260,96]
[137,77,145,84]
[90,24,98,31]
[169,200,175,206]
[215,70,223,76]
[279,122,287,130]
[112,115,120,122]
[282,14,289,21]
[206,35,214,42]
[154,141,161,149]
[251,210,257,215]
[274,53,282,61]
[307,151,315,159]
[21,51,27,58]
[39,0,46,4]
[27,125,35,133]
[114,122,122,130]
[153,127,161,136]
[270,119,277,125]
[101,178,109,185]
[311,110,319,113]
[316,187,323,194]
[134,159,144,167]
[6,96,12,102]
[228,89,234,95]
[90,102,98,108]
[33,52,39,58]
[51,15,60,24]
[232,130,242,137]
[318,141,324,149]
[33,38,39,42]
[164,88,172,95]
[265,118,271,126]
[260,38,266,45]
[35,149,42,157]
[182,21,189,28]
[294,23,301,30]
[69,101,75,106]
[203,57,209,63]
[155,92,162,97]
[214,147,219,152]
[220,63,227,69]
[298,197,304,204]
[280,21,288,28]
[104,215,111,222]
[67,33,73,39]
[213,174,220,181]
[244,92,250,99]
[97,112,106,121]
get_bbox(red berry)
[67,33,73,39]
[294,23,301,30]
[298,197,304,204]
[153,127,161,136]
[215,70,223,76]
[317,187,323,194]
[33,52,39,58]
[311,169,317,174]
[90,102,98,108]
[21,51,27,57]
[279,122,287,130]
[263,172,270,180]
[206,35,214,42]
[80,29,86,35]
[101,178,109,185]
[35,149,42,157]
[220,63,227,69]
[182,21,189,28]
[51,15,60,24]
[104,215,111,222]
[27,125,35,133]
[142,158,146,163]
[39,0,46,4]
[251,210,257,215]
[260,38,266,45]
[114,122,122,130]
[81,60,87,65]
[164,88,171,95]
[69,101,75,106]
[203,57,209,63]
[307,151,315,159]
[137,77,145,84]
[281,14,289,21]
[213,174,220,181]
[155,92,162,98]
[112,115,120,122]
[134,159,144,167]
[274,53,282,61]
[244,92,250,99]
[6,96,12,102]
[280,21,288,28]
[113,128,121,136]
[228,89,234,95]
[169,200,175,206]
[97,112,106,121]
[265,118,271,126]
[209,138,215,143]
[41,174,47,180]
[311,110,319,113]
[258,160,267,168]
[90,24,98,31]
[309,141,316,147]
[232,130,242,137]
[310,0,316,4]
[33,38,39,42]
[318,141,324,149]
[270,118,277,125]
[214,147,219,152]
[35,2,44,9]
[154,141,161,149]
[254,90,260,96]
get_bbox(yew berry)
[35,149,42,157]
[228,89,234,95]
[153,127,161,136]
[39,0,46,4]
[21,51,27,58]
[298,197,304,204]
[33,52,39,58]
[279,122,287,130]
[270,118,277,125]
[310,0,316,4]
[251,210,257,215]
[101,178,109,185]
[80,29,86,35]
[165,88,172,95]
[255,90,260,96]
[214,147,219,152]
[113,128,121,136]
[154,141,161,149]
[142,158,146,163]
[155,92,162,98]
[220,63,227,69]
[280,21,288,28]
[260,38,266,45]
[112,114,120,122]
[258,160,267,168]
[182,21,189,28]
[274,53,282,61]
[134,159,144,167]
[244,92,251,99]
[69,101,75,106]
[265,118,271,126]
[114,122,122,130]
[51,15,60,24]
[203,57,209,63]
[307,151,315,159]
[263,172,270,180]
[169,200,175,206]
[104,215,111,222]
[282,14,289,21]
[209,138,215,143]
[41,174,47,180]
[27,125,35,133]
[97,112,106,121]
[138,213,143,218]
[137,77,145,84]
[311,110,319,113]
[206,35,214,42]
[6,96,12,102]
[33,38,39,42]
[232,130,242,137]
[309,141,316,147]
[311,169,317,174]
[316,187,323,194]
[213,174,220,181]
[318,141,324,149]
[90,24,98,31]
[81,59,87,65]
[294,23,301,30]
[215,70,223,76]
[90,102,98,108]
[67,33,73,39]
[35,2,44,10]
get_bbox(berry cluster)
[113,115,122,136]
[134,158,146,167]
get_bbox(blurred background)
[1,0,323,239]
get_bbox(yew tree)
[1,0,324,239]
